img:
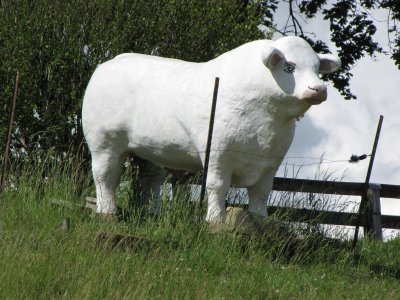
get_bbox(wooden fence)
[263,177,400,240]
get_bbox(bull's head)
[262,36,341,105]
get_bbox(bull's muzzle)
[302,84,327,105]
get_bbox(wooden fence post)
[363,183,383,240]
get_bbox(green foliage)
[0,0,269,158]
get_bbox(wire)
[91,149,370,169]
[280,160,350,168]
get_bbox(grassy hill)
[1,157,400,299]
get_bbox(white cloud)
[273,4,400,232]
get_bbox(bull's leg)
[140,161,167,216]
[205,167,231,223]
[247,173,275,217]
[91,151,125,215]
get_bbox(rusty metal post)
[199,77,220,210]
[353,115,384,249]
[0,71,20,196]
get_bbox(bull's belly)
[129,132,290,187]
[129,143,203,172]
[133,147,280,187]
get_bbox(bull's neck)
[264,96,312,121]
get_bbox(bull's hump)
[213,39,271,63]
[112,53,198,66]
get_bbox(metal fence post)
[353,115,383,249]
[199,77,220,211]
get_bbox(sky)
[271,4,400,226]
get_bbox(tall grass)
[268,161,360,242]
[1,155,400,299]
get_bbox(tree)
[0,0,270,160]
[262,0,400,99]
[1,0,398,160]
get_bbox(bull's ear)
[318,54,341,74]
[262,47,284,69]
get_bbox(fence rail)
[179,174,400,238]
[272,177,400,197]
[264,177,400,239]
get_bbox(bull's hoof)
[207,207,266,236]
[97,213,119,222]
[225,207,266,237]
[208,219,234,234]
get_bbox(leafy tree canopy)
[0,0,269,159]
[260,0,400,99]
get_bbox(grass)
[1,155,400,299]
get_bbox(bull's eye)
[283,61,296,73]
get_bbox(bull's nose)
[302,84,327,104]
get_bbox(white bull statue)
[82,36,341,223]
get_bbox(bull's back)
[82,54,215,169]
